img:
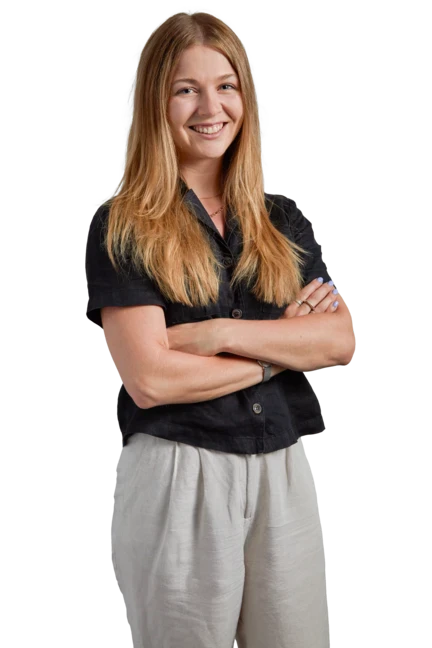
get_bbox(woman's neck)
[179,165,223,200]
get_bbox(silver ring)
[295,299,303,307]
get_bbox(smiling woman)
[168,47,244,154]
[91,19,314,313]
[85,10,352,648]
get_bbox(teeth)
[191,123,224,134]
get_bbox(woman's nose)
[196,89,221,114]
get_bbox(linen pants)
[111,432,330,648]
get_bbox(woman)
[85,11,355,648]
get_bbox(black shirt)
[85,180,336,453]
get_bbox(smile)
[188,122,228,138]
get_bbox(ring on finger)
[303,299,316,313]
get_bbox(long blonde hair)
[102,11,310,308]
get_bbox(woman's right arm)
[144,347,281,408]
[101,304,286,409]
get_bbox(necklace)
[209,205,224,218]
[197,192,224,218]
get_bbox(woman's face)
[168,45,244,163]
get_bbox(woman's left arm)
[218,293,355,372]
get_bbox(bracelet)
[257,360,272,382]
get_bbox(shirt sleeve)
[85,203,167,328]
[283,196,336,289]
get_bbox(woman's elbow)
[340,333,356,365]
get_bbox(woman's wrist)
[271,363,286,378]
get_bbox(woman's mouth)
[188,122,228,139]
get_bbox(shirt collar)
[179,177,192,198]
[178,176,237,251]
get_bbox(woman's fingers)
[293,278,331,315]
[309,279,339,313]
[283,278,339,318]
[304,277,333,301]
[312,280,339,313]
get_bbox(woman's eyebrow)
[172,73,238,85]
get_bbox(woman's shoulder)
[264,191,300,214]
[88,200,112,235]
[264,191,301,237]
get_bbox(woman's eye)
[176,84,237,95]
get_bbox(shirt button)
[253,403,262,414]
[222,257,233,268]
[231,308,243,318]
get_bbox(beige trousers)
[111,432,330,647]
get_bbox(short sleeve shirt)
[85,182,335,453]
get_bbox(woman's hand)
[280,278,339,319]
[166,319,224,356]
